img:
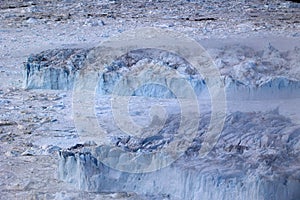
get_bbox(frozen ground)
[0,0,300,199]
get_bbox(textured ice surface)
[24,48,89,90]
[22,45,300,199]
[1,0,300,198]
[23,46,300,100]
[58,105,300,200]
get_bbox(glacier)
[23,45,300,100]
[58,108,300,200]
[23,44,300,200]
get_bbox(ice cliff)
[23,44,300,200]
[23,45,300,100]
[24,48,89,90]
[58,110,300,200]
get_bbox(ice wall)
[23,48,89,90]
[24,46,300,199]
[58,150,300,200]
[58,110,300,200]
[23,46,300,100]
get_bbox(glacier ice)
[58,109,300,200]
[23,46,300,100]
[23,45,300,199]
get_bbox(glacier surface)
[58,107,300,200]
[23,44,300,200]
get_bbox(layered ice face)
[24,45,300,100]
